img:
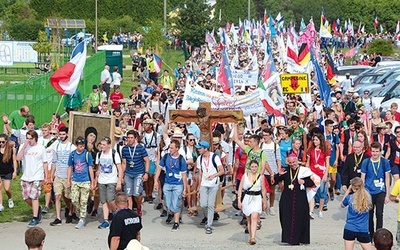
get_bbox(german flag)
[297,43,310,66]
[324,45,338,85]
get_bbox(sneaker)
[160,210,168,217]
[38,206,42,222]
[200,217,207,225]
[205,226,213,234]
[42,206,49,214]
[98,220,110,229]
[269,207,277,216]
[322,205,328,211]
[318,211,323,218]
[50,218,62,226]
[0,204,4,212]
[148,196,154,204]
[75,219,85,229]
[156,203,163,210]
[329,190,334,201]
[71,213,79,221]
[28,218,39,228]
[166,213,173,224]
[239,217,247,225]
[179,217,183,224]
[91,210,98,217]
[171,223,179,232]
[314,204,319,209]
[335,189,341,195]
[244,227,249,234]
[8,199,14,209]
[309,212,315,220]
[260,211,268,219]
[66,216,73,224]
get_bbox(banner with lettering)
[182,82,265,115]
[231,68,259,86]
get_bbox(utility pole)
[95,0,98,53]
[248,0,250,20]
[164,0,167,35]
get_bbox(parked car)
[61,32,93,47]
[376,60,400,67]
[353,73,383,89]
[356,67,400,94]
[371,75,400,112]
[336,65,371,83]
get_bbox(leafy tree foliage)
[174,0,212,47]
[367,39,394,56]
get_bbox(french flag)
[153,54,162,74]
[50,41,87,95]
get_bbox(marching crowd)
[2,35,400,250]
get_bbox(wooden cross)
[170,102,243,149]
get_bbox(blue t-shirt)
[68,149,93,183]
[280,139,292,168]
[342,194,370,233]
[122,144,148,177]
[326,133,340,166]
[159,154,187,185]
[360,157,391,195]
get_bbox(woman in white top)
[112,66,122,90]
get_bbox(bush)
[8,19,42,41]
[367,39,394,56]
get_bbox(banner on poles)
[182,82,265,115]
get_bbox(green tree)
[367,39,394,56]
[32,30,52,57]
[214,0,256,25]
[142,20,165,54]
[8,19,42,40]
[174,0,212,47]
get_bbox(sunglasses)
[50,132,57,135]
[102,137,111,141]
[76,139,86,144]
[188,139,195,142]
[0,141,6,144]
[357,113,363,115]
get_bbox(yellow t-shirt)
[390,179,400,221]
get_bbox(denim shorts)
[343,229,371,243]
[316,180,328,199]
[124,174,143,197]
[163,183,183,213]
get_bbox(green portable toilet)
[97,45,123,77]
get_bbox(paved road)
[1,188,399,249]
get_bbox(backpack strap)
[46,138,57,148]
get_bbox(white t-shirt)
[196,152,222,187]
[19,143,47,182]
[95,150,122,184]
[101,69,111,84]
[112,72,122,86]
[143,131,160,162]
[52,141,77,179]
[38,137,57,170]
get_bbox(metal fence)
[0,51,105,126]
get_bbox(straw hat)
[114,127,123,138]
[172,127,184,138]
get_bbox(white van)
[376,61,400,67]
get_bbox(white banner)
[0,41,13,66]
[182,82,266,115]
[231,68,259,86]
[13,42,38,63]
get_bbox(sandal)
[192,211,198,217]
[257,221,262,230]
[250,238,256,245]
[187,211,193,217]
[205,227,213,234]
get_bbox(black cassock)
[275,168,314,245]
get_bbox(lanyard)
[371,158,381,177]
[290,166,300,183]
[314,149,321,163]
[169,155,179,169]
[128,145,137,162]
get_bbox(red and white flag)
[50,41,87,95]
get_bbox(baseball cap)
[195,140,210,149]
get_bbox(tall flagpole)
[95,0,98,53]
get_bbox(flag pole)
[161,60,174,73]
[55,95,64,115]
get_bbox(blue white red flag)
[217,49,234,95]
[50,41,87,95]
[153,54,162,74]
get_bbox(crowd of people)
[3,28,400,249]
